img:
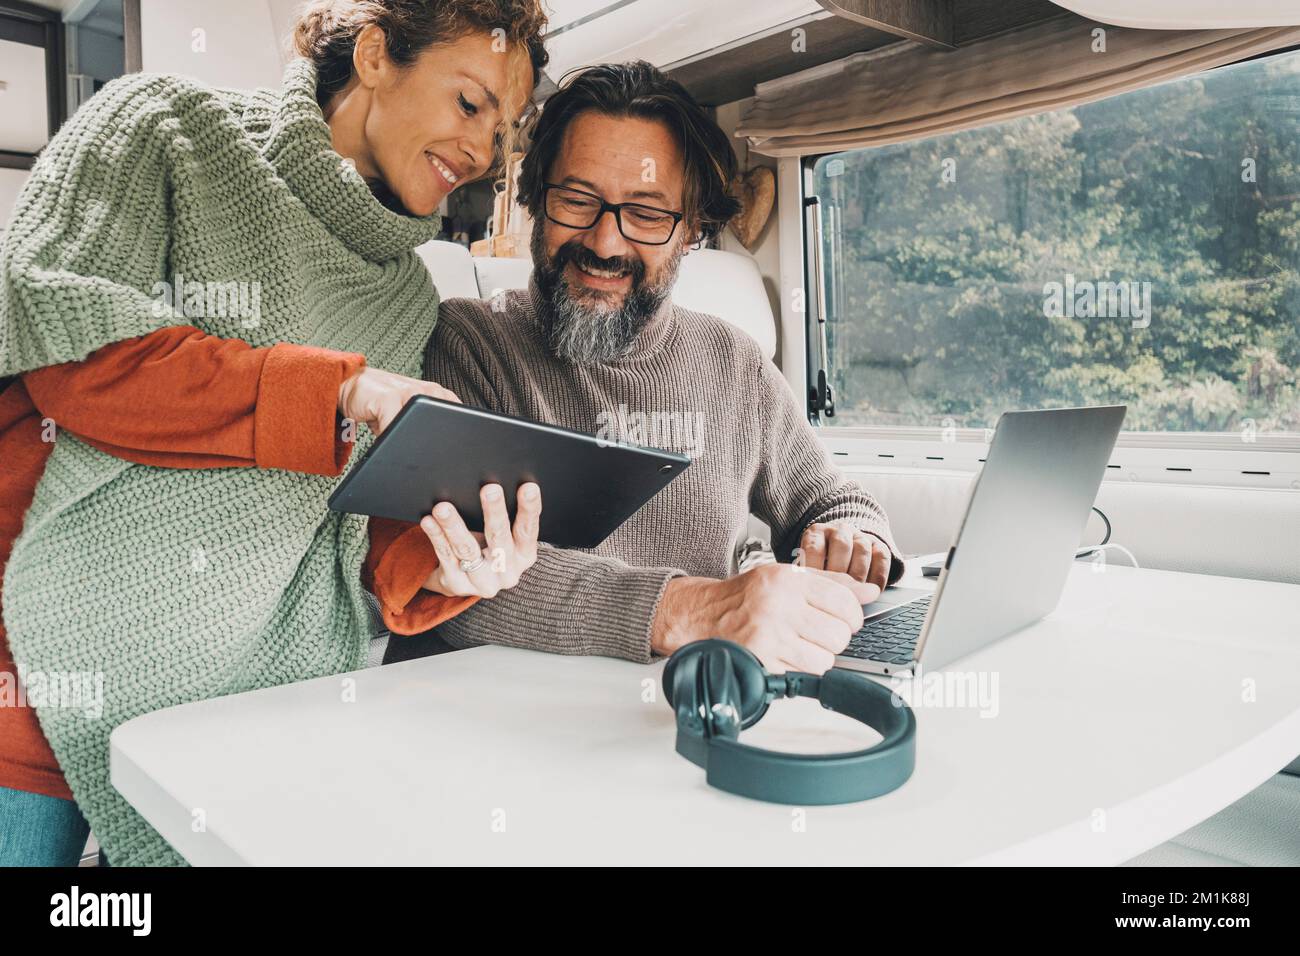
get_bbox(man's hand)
[651,564,879,674]
[797,523,891,590]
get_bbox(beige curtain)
[736,14,1300,157]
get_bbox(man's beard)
[531,223,682,366]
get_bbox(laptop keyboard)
[842,595,932,664]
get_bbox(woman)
[0,0,549,866]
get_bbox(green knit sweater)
[0,60,443,865]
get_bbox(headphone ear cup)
[661,638,771,729]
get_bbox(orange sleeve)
[364,517,479,635]
[21,325,366,474]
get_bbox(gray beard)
[532,226,682,366]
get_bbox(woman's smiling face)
[329,27,533,216]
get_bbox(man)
[389,61,904,675]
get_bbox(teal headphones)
[663,639,916,804]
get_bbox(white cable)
[1075,542,1140,568]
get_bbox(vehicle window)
[809,48,1300,438]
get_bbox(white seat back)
[473,256,534,300]
[675,249,777,359]
[414,240,481,300]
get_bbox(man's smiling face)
[540,111,690,306]
[530,111,694,364]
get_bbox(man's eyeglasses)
[541,183,684,246]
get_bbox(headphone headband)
[664,639,916,805]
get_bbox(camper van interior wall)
[663,639,916,804]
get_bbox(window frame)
[783,52,1300,490]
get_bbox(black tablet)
[327,395,691,549]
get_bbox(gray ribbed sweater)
[421,276,904,661]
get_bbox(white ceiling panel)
[546,0,634,32]
[542,0,821,78]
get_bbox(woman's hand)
[338,367,461,437]
[418,482,543,598]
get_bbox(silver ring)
[458,555,486,574]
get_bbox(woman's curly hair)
[292,0,549,161]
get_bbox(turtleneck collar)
[266,59,443,262]
[525,271,678,365]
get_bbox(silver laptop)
[836,405,1127,675]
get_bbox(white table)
[111,561,1300,865]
